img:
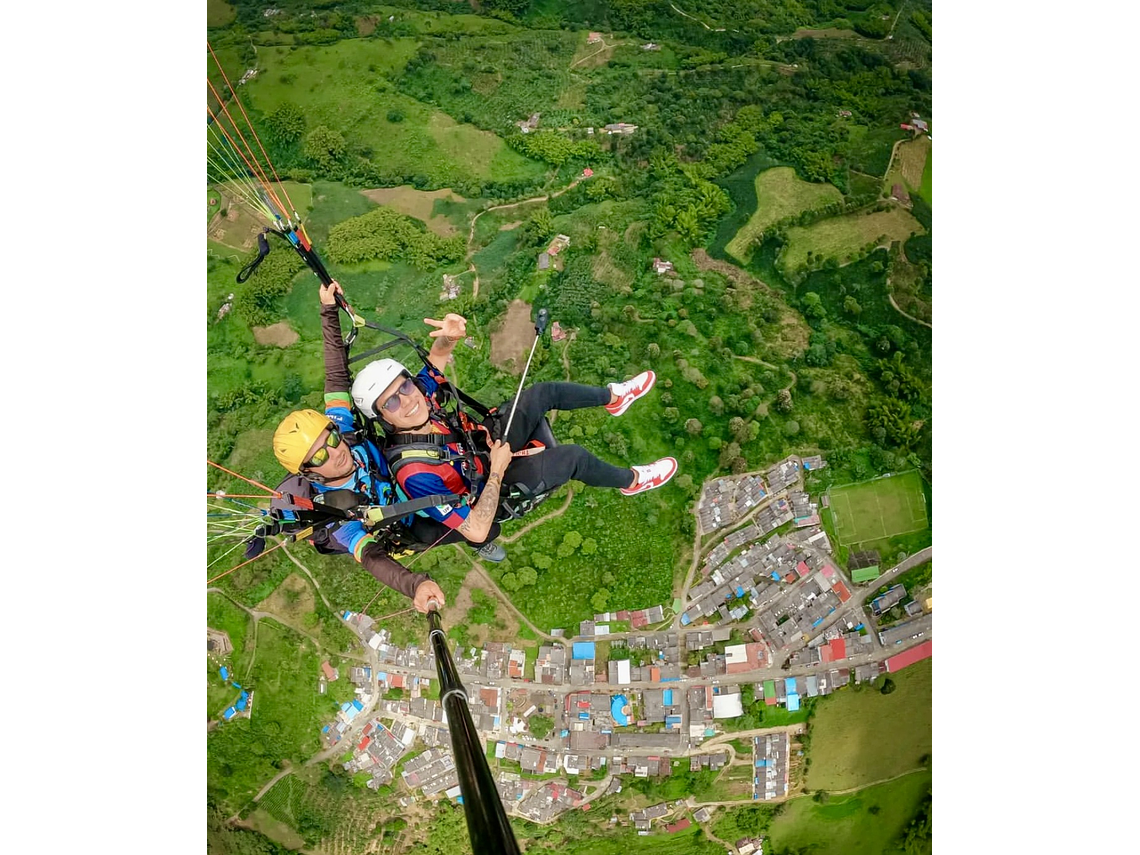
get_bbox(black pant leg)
[498,382,610,449]
[503,444,632,493]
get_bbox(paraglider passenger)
[351,312,678,563]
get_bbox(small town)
[211,455,931,854]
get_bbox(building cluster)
[287,451,934,831]
[752,732,790,800]
[607,631,683,683]
[684,526,841,633]
[690,751,728,772]
[344,719,416,788]
[592,602,669,629]
[698,454,817,534]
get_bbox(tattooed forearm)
[457,472,503,542]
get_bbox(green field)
[804,658,932,791]
[827,471,929,546]
[781,206,926,272]
[206,0,235,29]
[771,770,931,855]
[726,167,843,263]
[919,148,932,204]
[235,42,545,185]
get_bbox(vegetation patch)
[235,41,542,187]
[884,136,931,196]
[360,186,467,237]
[792,27,860,39]
[255,572,316,624]
[803,658,932,791]
[889,242,932,326]
[769,770,932,855]
[206,0,236,29]
[780,206,925,272]
[726,167,843,263]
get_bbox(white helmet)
[351,358,409,419]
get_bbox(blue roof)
[787,695,800,711]
[219,667,229,681]
[572,642,596,660]
[232,682,242,690]
[579,712,590,720]
[352,699,364,711]
[235,696,248,711]
[560,729,569,737]
[663,689,674,706]
[611,694,630,727]
[457,796,464,805]
[736,586,745,598]
[661,676,680,682]
[222,707,236,720]
[756,759,766,766]
[680,613,692,625]
[771,571,781,580]
[378,672,388,680]
[784,678,797,691]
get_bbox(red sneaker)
[605,370,656,417]
[620,457,678,496]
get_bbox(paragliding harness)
[380,388,558,524]
[242,429,461,560]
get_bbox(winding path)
[465,177,584,298]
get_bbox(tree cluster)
[325,206,465,269]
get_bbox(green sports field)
[828,471,928,546]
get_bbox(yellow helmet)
[273,409,332,474]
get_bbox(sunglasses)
[379,376,417,415]
[304,429,342,469]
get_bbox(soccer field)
[828,471,929,546]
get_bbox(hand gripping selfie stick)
[501,308,550,443]
[425,600,521,855]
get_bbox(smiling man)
[350,311,677,563]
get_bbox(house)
[652,257,674,275]
[912,118,929,132]
[604,123,638,135]
[517,112,541,133]
[547,234,571,256]
[587,32,602,44]
[582,167,594,178]
[439,274,461,301]
[586,127,594,135]
[642,43,661,51]
[537,252,551,270]
[891,183,910,204]
[838,109,852,117]
[321,661,339,682]
[551,321,566,342]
